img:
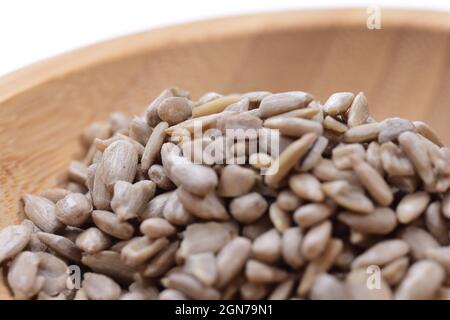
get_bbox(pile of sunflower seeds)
[1,88,450,300]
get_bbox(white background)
[0,0,449,76]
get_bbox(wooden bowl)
[1,9,450,298]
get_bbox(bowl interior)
[0,9,450,298]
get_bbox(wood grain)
[1,9,450,299]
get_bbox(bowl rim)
[0,8,449,104]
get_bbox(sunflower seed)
[216,237,251,288]
[395,260,444,300]
[183,252,217,286]
[23,194,65,234]
[76,228,111,254]
[264,117,323,138]
[347,92,369,127]
[37,232,81,263]
[121,236,169,267]
[7,251,44,299]
[230,192,268,224]
[352,240,409,269]
[381,257,409,286]
[0,224,31,265]
[140,218,176,239]
[323,92,354,116]
[92,210,134,240]
[338,207,397,235]
[259,92,313,118]
[294,203,334,228]
[81,251,134,284]
[55,193,92,227]
[111,180,155,221]
[396,192,430,224]
[177,188,229,221]
[83,273,121,300]
[148,164,175,191]
[217,165,256,197]
[158,97,193,126]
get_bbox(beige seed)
[148,164,175,191]
[346,268,392,300]
[140,218,176,238]
[157,97,193,125]
[347,92,369,127]
[269,107,320,120]
[159,289,187,300]
[140,191,173,220]
[311,273,350,300]
[344,123,381,143]
[425,202,449,245]
[323,92,354,116]
[259,91,313,118]
[395,260,445,300]
[276,190,302,212]
[83,273,121,300]
[269,277,296,300]
[224,97,250,112]
[7,251,44,299]
[128,116,152,146]
[216,111,262,132]
[161,272,220,300]
[352,156,393,206]
[143,241,179,278]
[55,193,92,226]
[121,236,169,267]
[145,88,174,127]
[351,240,409,269]
[245,259,288,284]
[240,282,270,300]
[332,143,365,170]
[381,257,409,286]
[192,95,240,118]
[217,165,256,197]
[396,192,430,224]
[82,251,134,284]
[23,194,65,234]
[297,136,328,172]
[141,121,168,171]
[177,188,229,221]
[111,180,156,221]
[92,210,134,240]
[161,143,218,196]
[39,188,72,204]
[178,222,233,260]
[98,140,139,190]
[399,226,439,260]
[323,115,348,133]
[242,216,272,240]
[426,246,450,273]
[37,232,82,263]
[313,159,359,184]
[378,117,416,143]
[399,131,435,187]
[297,239,343,297]
[36,252,69,296]
[249,152,272,169]
[242,91,271,108]
[183,252,217,286]
[301,220,332,260]
[322,181,374,214]
[252,229,281,263]
[289,173,324,202]
[264,117,323,137]
[94,134,145,156]
[0,224,31,265]
[413,120,444,147]
[162,191,193,226]
[366,141,384,175]
[380,141,415,176]
[265,133,318,187]
[76,228,111,254]
[216,237,251,288]
[338,207,397,235]
[294,203,334,228]
[281,227,305,269]
[230,192,268,224]
[269,203,292,233]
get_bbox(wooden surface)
[1,9,450,299]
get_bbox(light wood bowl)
[1,9,450,299]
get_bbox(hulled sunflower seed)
[259,91,313,118]
[161,272,220,300]
[269,203,292,233]
[217,165,256,197]
[276,190,302,212]
[297,136,328,172]
[322,180,374,214]
[352,240,409,269]
[121,236,169,267]
[378,118,416,143]
[7,251,44,299]
[177,188,229,221]
[141,191,173,220]
[332,143,365,170]
[143,241,179,278]
[396,192,430,224]
[111,180,156,221]
[75,228,111,254]
[92,210,134,240]
[23,194,65,234]
[36,252,69,296]
[338,207,397,235]
[192,95,240,118]
[395,260,445,300]
[0,224,31,265]
[344,123,381,143]
[216,237,251,288]
[37,232,81,263]
[148,164,175,191]
[157,97,193,126]
[252,229,281,263]
[183,252,217,287]
[294,203,334,228]
[289,173,324,202]
[380,142,415,176]
[81,250,134,284]
[140,218,176,239]
[245,259,288,284]
[264,117,323,138]
[323,116,348,133]
[141,122,168,171]
[281,227,305,270]
[230,192,268,224]
[323,92,354,116]
[129,116,152,146]
[301,220,332,260]
[425,202,449,245]
[83,273,121,300]
[381,257,409,286]
[55,193,92,227]
[347,92,369,127]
